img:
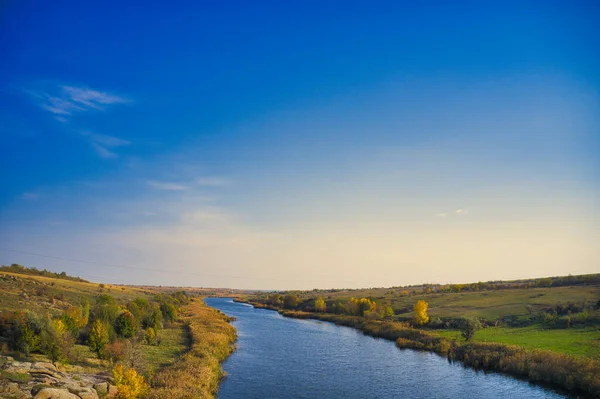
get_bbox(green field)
[318,285,599,321]
[255,274,600,359]
[436,326,600,358]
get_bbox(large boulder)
[3,360,33,375]
[76,388,99,399]
[33,388,79,399]
[30,363,62,379]
[0,381,29,398]
[92,382,108,396]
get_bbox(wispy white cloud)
[80,131,129,147]
[91,143,117,159]
[147,180,189,191]
[19,192,40,201]
[79,131,130,159]
[27,84,130,120]
[436,213,447,217]
[196,177,231,187]
[455,209,468,215]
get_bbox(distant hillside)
[0,263,88,283]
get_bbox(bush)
[115,311,136,338]
[159,303,177,323]
[144,328,156,345]
[1,311,44,356]
[104,340,126,363]
[112,364,149,399]
[460,317,482,341]
[88,320,110,357]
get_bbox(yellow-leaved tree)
[314,297,326,312]
[414,300,429,325]
[112,364,149,399]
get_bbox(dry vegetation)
[1,266,238,399]
[146,299,236,399]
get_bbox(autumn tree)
[414,300,429,325]
[42,318,75,364]
[112,364,149,399]
[314,297,326,312]
[89,320,110,357]
[383,305,395,318]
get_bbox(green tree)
[283,294,300,309]
[160,303,177,323]
[314,297,326,312]
[41,319,75,364]
[384,305,395,318]
[88,320,110,356]
[115,311,137,338]
[142,306,163,332]
[460,317,482,341]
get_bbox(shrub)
[41,319,75,364]
[104,340,126,363]
[160,303,177,323]
[115,311,136,338]
[112,364,149,399]
[460,317,482,341]
[88,320,109,357]
[144,328,156,345]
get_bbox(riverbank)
[243,300,600,397]
[146,299,237,399]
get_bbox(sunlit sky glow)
[1,2,599,289]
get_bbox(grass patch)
[142,322,188,367]
[436,326,600,358]
[146,299,236,399]
[0,369,31,383]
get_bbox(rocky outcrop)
[0,356,118,399]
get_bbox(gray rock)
[33,388,80,399]
[92,382,108,396]
[77,388,99,399]
[30,363,62,379]
[0,381,24,396]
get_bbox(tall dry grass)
[145,299,236,399]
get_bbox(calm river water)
[206,298,568,399]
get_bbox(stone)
[92,382,108,396]
[0,381,23,396]
[106,384,118,398]
[33,388,80,399]
[30,363,62,379]
[76,388,99,399]
[4,360,33,374]
[32,363,58,373]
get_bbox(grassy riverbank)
[244,274,600,397]
[269,309,600,397]
[146,299,237,399]
[0,266,237,399]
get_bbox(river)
[206,297,569,399]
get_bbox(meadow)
[246,273,600,396]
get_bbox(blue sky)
[1,1,599,289]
